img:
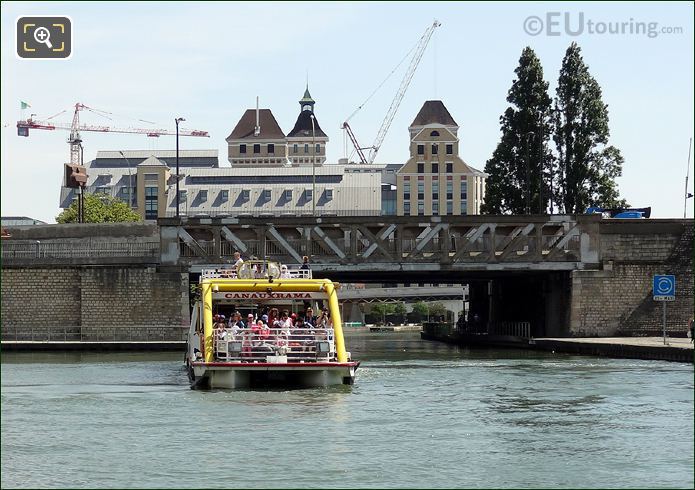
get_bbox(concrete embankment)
[421,331,694,363]
[1,341,186,352]
[531,337,693,363]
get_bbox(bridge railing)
[487,321,531,339]
[1,240,160,262]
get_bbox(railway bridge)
[1,215,692,341]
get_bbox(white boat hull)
[188,361,358,389]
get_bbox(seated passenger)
[293,316,314,353]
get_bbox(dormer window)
[430,130,440,137]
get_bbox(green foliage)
[553,42,627,213]
[56,193,142,224]
[412,301,430,318]
[484,43,627,215]
[371,303,395,324]
[482,47,553,214]
[393,302,407,323]
[428,302,447,320]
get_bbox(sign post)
[653,275,676,345]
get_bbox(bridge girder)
[159,215,600,273]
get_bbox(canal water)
[2,333,693,488]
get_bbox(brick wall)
[570,222,694,336]
[1,267,189,341]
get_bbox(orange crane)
[17,102,209,165]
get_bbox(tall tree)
[553,42,627,213]
[56,193,142,223]
[482,47,553,214]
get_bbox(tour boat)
[184,260,359,389]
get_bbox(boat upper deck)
[201,260,312,282]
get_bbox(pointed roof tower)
[288,85,327,138]
[299,85,315,112]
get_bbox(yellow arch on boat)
[200,279,347,363]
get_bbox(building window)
[432,144,438,155]
[417,144,424,155]
[432,200,439,215]
[430,130,440,137]
[95,186,110,195]
[461,181,468,200]
[446,181,453,200]
[417,201,424,215]
[220,190,229,201]
[446,201,453,214]
[253,144,260,154]
[431,163,439,174]
[283,189,292,201]
[293,144,298,154]
[262,189,271,201]
[417,163,424,173]
[268,144,275,154]
[446,162,453,173]
[404,202,411,214]
[240,190,250,201]
[461,201,468,215]
[403,181,410,201]
[446,144,453,155]
[432,181,439,201]
[325,189,333,200]
[144,173,158,182]
[144,186,158,220]
[240,144,247,154]
[417,181,424,200]
[305,189,313,200]
[198,189,208,201]
[304,144,309,154]
[315,144,321,154]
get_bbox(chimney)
[254,96,260,137]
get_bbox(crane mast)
[367,20,440,164]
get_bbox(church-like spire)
[299,84,315,112]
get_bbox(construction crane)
[342,20,440,164]
[17,102,209,165]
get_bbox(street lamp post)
[175,117,185,218]
[118,150,133,209]
[310,114,316,217]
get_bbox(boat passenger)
[233,252,244,272]
[304,307,315,327]
[300,255,310,270]
[280,264,290,278]
[293,316,314,353]
[268,308,279,326]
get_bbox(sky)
[1,1,693,223]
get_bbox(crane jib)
[342,20,440,164]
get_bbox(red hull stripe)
[192,361,360,368]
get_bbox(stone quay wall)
[1,266,189,341]
[569,221,694,337]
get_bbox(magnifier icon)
[33,27,53,49]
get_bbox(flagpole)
[685,137,692,219]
